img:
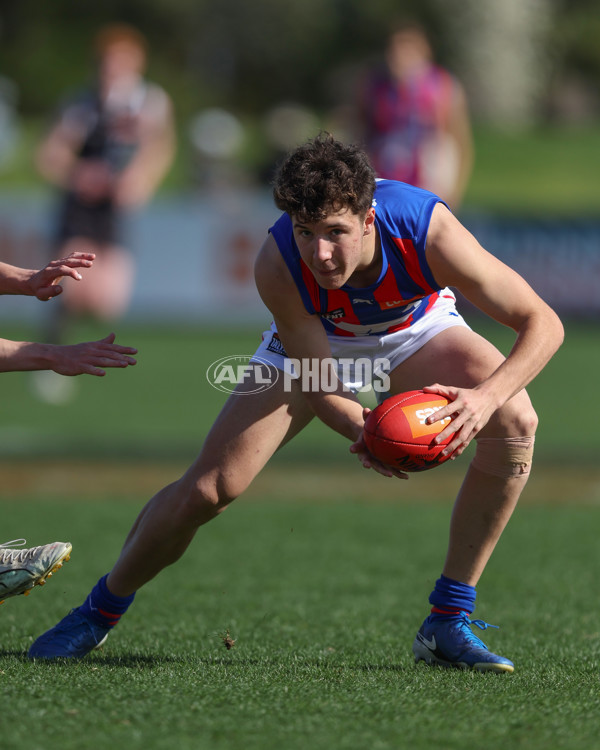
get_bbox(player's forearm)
[36,143,78,189]
[476,306,564,410]
[0,340,56,372]
[304,389,365,442]
[0,263,35,296]
[118,138,175,205]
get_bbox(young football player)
[29,134,563,672]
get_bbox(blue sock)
[428,574,476,619]
[79,574,135,629]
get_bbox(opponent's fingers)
[52,252,96,267]
[81,366,106,377]
[103,345,138,357]
[64,251,96,261]
[46,265,84,282]
[86,352,137,367]
[36,285,63,300]
[95,337,138,355]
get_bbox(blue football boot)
[28,606,110,659]
[413,612,514,673]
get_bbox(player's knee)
[473,395,537,478]
[512,402,538,437]
[495,392,539,437]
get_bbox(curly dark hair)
[272,132,376,222]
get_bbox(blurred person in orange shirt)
[357,21,473,211]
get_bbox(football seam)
[365,437,448,447]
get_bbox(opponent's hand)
[349,407,409,480]
[422,383,498,458]
[29,252,96,301]
[51,333,137,376]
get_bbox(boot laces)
[0,539,44,564]
[457,611,499,649]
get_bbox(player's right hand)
[51,333,137,377]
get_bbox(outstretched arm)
[0,333,137,376]
[0,252,96,300]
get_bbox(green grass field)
[0,316,597,463]
[1,320,600,750]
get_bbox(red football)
[363,390,455,472]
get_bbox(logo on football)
[363,390,455,472]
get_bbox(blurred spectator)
[189,107,246,188]
[356,21,473,211]
[259,103,320,183]
[35,23,175,341]
[0,75,19,170]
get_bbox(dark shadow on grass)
[2,648,408,673]
[0,649,180,667]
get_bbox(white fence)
[1,190,599,325]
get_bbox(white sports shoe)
[0,539,72,603]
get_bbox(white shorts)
[252,291,470,400]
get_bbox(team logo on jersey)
[322,307,345,320]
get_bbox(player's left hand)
[421,383,499,458]
[350,407,409,480]
[29,252,96,300]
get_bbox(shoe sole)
[94,634,109,651]
[413,639,514,674]
[0,544,72,604]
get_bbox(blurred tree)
[431,0,558,128]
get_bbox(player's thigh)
[388,324,536,437]
[185,375,313,500]
[388,326,502,390]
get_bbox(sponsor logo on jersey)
[385,299,411,309]
[322,307,345,320]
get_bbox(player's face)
[292,207,378,289]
